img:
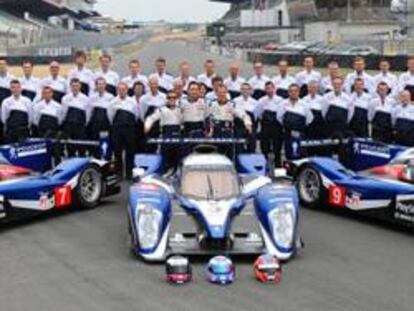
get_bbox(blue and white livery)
[128,150,301,262]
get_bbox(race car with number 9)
[290,148,414,227]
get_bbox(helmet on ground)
[254,254,282,283]
[206,255,235,285]
[166,255,192,284]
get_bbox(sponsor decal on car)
[346,192,361,209]
[353,142,391,159]
[14,143,48,158]
[395,195,414,223]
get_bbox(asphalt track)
[1,38,414,311]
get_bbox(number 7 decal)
[328,185,346,207]
[54,186,72,208]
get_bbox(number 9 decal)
[328,185,346,207]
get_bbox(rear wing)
[286,136,407,172]
[0,135,112,172]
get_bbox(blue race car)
[0,139,120,224]
[290,147,414,227]
[127,147,301,262]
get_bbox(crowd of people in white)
[0,51,413,177]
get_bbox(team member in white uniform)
[33,85,64,163]
[87,77,114,156]
[175,61,196,92]
[205,76,230,104]
[322,77,352,137]
[394,90,414,146]
[209,85,251,156]
[278,84,313,157]
[19,61,40,101]
[273,59,296,99]
[109,82,138,179]
[94,54,120,96]
[140,77,167,119]
[181,81,208,138]
[172,79,187,103]
[398,56,414,101]
[67,50,95,96]
[374,59,398,98]
[224,62,246,99]
[145,91,182,169]
[132,81,146,153]
[197,59,216,92]
[345,56,375,94]
[121,59,148,96]
[295,56,322,98]
[349,78,372,137]
[61,78,90,156]
[320,61,340,94]
[0,58,14,105]
[1,80,32,143]
[33,86,63,137]
[40,61,67,103]
[257,81,284,167]
[140,77,166,151]
[149,57,174,94]
[369,82,397,143]
[248,61,270,100]
[234,82,258,152]
[304,80,326,141]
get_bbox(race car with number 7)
[290,149,414,227]
[0,157,120,224]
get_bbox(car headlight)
[136,203,162,250]
[268,203,295,249]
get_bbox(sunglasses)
[168,96,177,99]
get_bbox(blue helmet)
[206,255,235,285]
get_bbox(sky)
[96,0,230,23]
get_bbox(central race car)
[0,138,120,224]
[289,139,414,227]
[128,144,301,262]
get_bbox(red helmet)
[254,254,282,283]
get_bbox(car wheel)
[75,165,103,209]
[297,165,323,207]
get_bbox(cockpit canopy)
[181,165,240,201]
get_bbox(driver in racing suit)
[208,85,252,157]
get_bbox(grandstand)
[0,0,148,57]
[209,0,413,48]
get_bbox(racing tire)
[296,165,324,208]
[74,164,103,209]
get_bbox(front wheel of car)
[297,165,323,207]
[75,165,103,209]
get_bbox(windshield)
[181,167,240,200]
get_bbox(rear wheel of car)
[75,165,103,209]
[297,165,323,207]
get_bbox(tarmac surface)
[1,37,414,311]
